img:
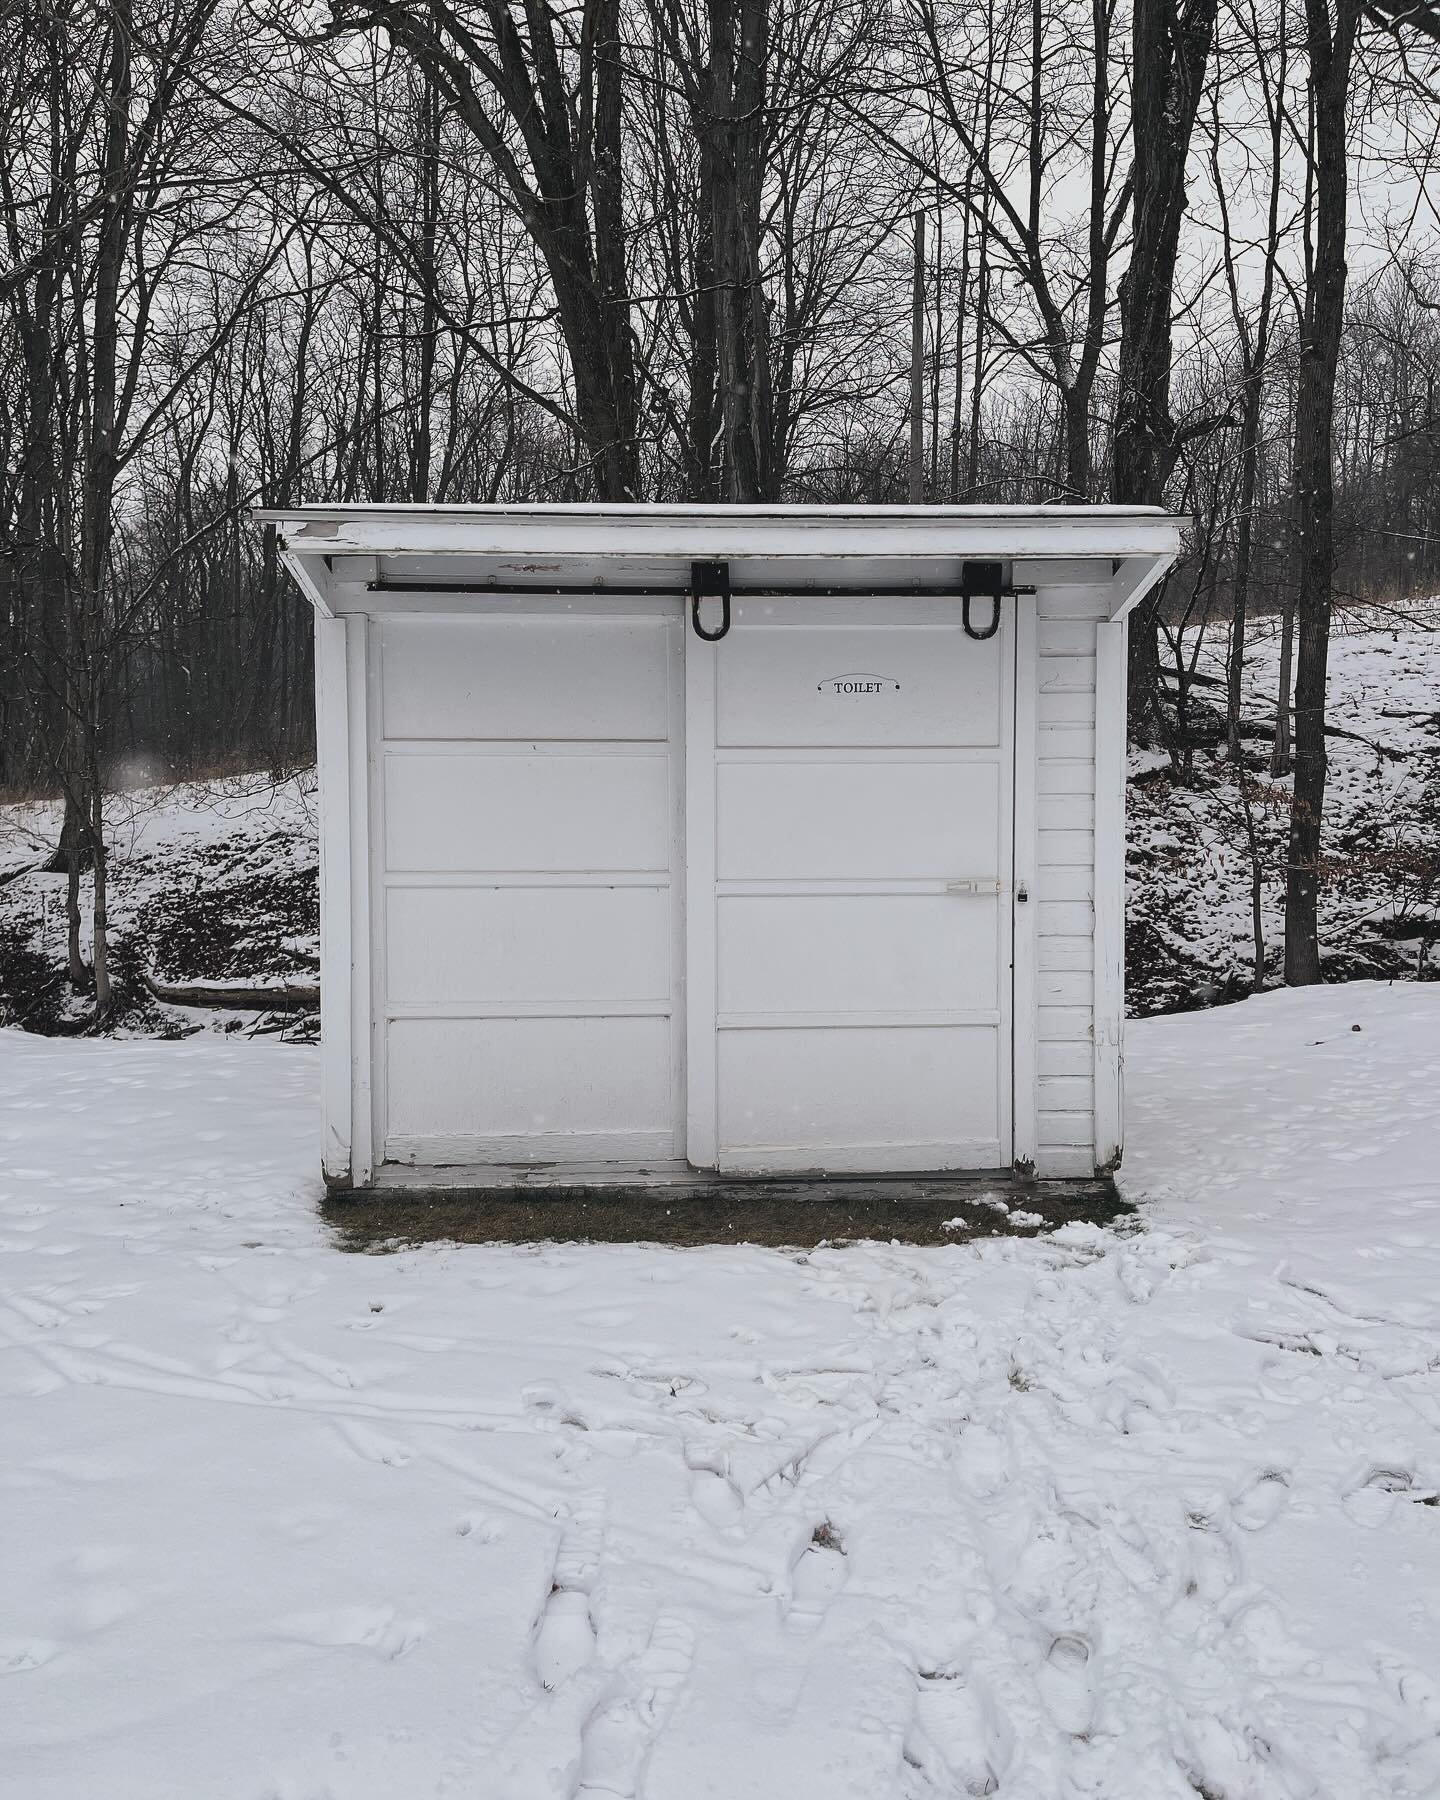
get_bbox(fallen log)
[141,969,319,1012]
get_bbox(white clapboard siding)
[1033,593,1105,1175]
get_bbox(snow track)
[3,985,1440,1797]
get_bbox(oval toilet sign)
[817,672,901,695]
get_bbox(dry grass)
[320,1177,1132,1252]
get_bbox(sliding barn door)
[686,596,1014,1173]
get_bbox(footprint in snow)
[576,1614,696,1798]
[535,1492,606,1690]
[275,1606,425,1661]
[456,1510,507,1544]
[1342,1465,1430,1528]
[1378,1652,1440,1732]
[1038,1633,1094,1738]
[1230,1469,1290,1532]
[787,1522,847,1632]
[906,1669,1000,1795]
[690,1466,745,1530]
[332,1419,414,1468]
[1177,1514,1239,1610]
[684,1444,745,1531]
[535,1588,597,1691]
[0,1637,62,1674]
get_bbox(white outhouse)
[259,504,1183,1192]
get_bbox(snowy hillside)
[2,983,1438,1797]
[1129,609,1440,1012]
[0,773,319,1036]
[1,614,1437,1033]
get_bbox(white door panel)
[716,1026,1001,1169]
[716,761,998,882]
[717,894,1000,1017]
[690,595,1014,1173]
[386,884,670,1009]
[385,750,671,874]
[386,1016,673,1161]
[717,605,1001,747]
[376,610,683,1168]
[382,615,670,741]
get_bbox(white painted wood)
[277,546,336,619]
[271,504,1176,1191]
[665,616,688,1166]
[1038,900,1094,936]
[1037,1040,1091,1078]
[1038,1004,1093,1040]
[1038,690,1095,726]
[1010,594,1038,1173]
[314,615,352,1185]
[1033,591,1100,1179]
[1039,1146,1101,1179]
[1037,761,1095,796]
[385,750,671,874]
[1038,618,1104,656]
[1038,830,1094,866]
[1105,552,1183,621]
[717,762,1000,882]
[370,1158,692,1189]
[717,598,1002,746]
[386,1016,673,1150]
[380,614,671,740]
[375,605,684,1171]
[705,597,1013,1174]
[1036,654,1097,694]
[387,1132,675,1168]
[1037,1111,1097,1147]
[332,591,684,618]
[684,630,719,1169]
[1093,618,1128,1170]
[1034,587,1131,620]
[1038,970,1091,1006]
[347,615,375,1188]
[1039,793,1095,831]
[717,1026,1003,1171]
[718,893,1000,1016]
[1039,936,1094,972]
[257,502,1186,568]
[1035,866,1095,903]
[384,884,671,1008]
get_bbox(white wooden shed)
[258,503,1183,1192]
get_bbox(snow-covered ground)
[3,983,1439,1799]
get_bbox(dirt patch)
[321,1178,1134,1252]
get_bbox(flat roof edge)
[256,503,1187,563]
[254,501,1178,523]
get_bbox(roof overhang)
[253,502,1187,623]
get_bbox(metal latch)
[944,878,1002,896]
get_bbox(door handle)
[944,879,1001,896]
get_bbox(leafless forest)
[3,0,1440,1012]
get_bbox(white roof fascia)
[253,503,1185,568]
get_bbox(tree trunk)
[1114,0,1218,717]
[700,0,772,500]
[910,210,925,501]
[1226,370,1264,757]
[1224,19,1287,756]
[1284,0,1359,984]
